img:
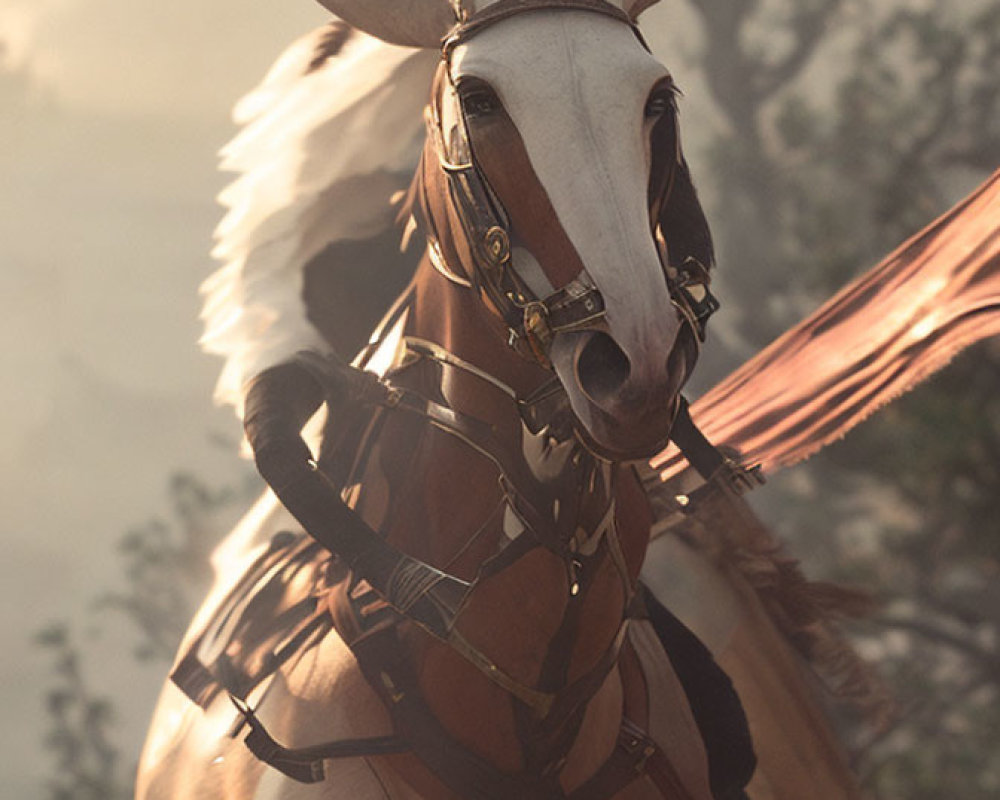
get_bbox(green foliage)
[690,0,1000,335]
[683,0,1000,795]
[96,472,258,662]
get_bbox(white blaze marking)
[451,11,679,382]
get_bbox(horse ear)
[313,0,457,48]
[622,0,661,20]
[659,157,716,272]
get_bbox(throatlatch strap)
[669,396,764,493]
[668,397,724,481]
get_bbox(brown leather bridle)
[425,72,609,366]
[427,0,719,368]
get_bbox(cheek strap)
[426,96,610,367]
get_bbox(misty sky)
[1,1,329,794]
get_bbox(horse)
[136,1,757,798]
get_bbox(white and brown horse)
[137,2,753,798]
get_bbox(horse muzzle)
[550,327,695,460]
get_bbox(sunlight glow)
[907,311,940,342]
[0,6,41,66]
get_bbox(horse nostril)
[575,332,631,409]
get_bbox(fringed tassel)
[644,466,894,724]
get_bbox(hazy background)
[1,2,329,794]
[3,1,998,798]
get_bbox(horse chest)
[321,353,648,766]
[342,366,635,596]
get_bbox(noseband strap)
[432,1,644,367]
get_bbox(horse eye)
[462,90,499,119]
[644,92,674,119]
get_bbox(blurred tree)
[36,624,131,800]
[37,469,258,798]
[679,0,1000,796]
[97,471,258,662]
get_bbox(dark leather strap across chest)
[227,334,761,786]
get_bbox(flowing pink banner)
[653,169,1000,480]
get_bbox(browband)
[443,0,644,54]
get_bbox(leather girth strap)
[231,692,408,785]
[571,717,691,800]
[228,618,675,800]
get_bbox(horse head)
[322,0,716,461]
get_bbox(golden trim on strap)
[447,627,556,717]
[405,336,519,398]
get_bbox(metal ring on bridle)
[484,226,511,267]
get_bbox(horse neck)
[371,253,565,572]
[342,253,653,778]
[389,249,651,617]
[406,252,550,398]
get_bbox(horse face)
[445,10,706,459]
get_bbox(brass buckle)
[522,301,553,367]
[618,718,658,774]
[720,457,766,495]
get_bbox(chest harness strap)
[227,618,677,799]
[232,348,750,795]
